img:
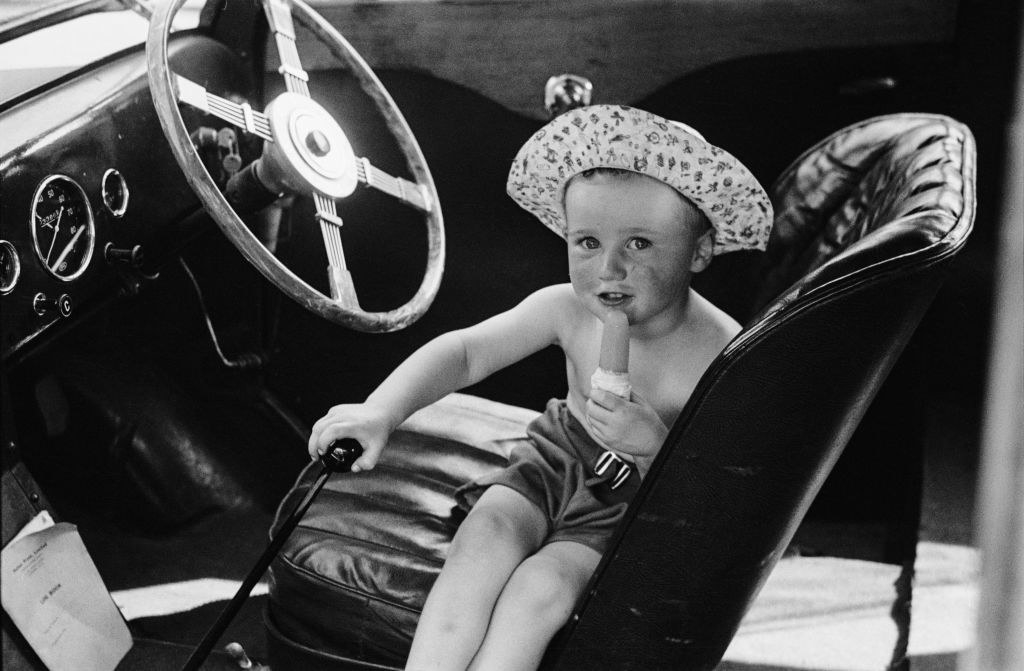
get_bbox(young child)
[307,104,773,671]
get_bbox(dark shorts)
[454,398,640,555]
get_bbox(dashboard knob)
[104,243,144,268]
[33,292,72,318]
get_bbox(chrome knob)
[33,292,71,318]
[544,74,593,118]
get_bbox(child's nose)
[599,249,627,280]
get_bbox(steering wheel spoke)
[264,0,311,96]
[312,192,360,307]
[356,157,432,213]
[174,75,274,142]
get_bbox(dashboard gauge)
[30,175,96,281]
[0,240,21,294]
[102,168,129,217]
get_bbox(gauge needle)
[44,206,65,264]
[50,224,85,273]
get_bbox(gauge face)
[102,168,129,217]
[0,240,21,294]
[30,175,96,281]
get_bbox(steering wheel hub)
[305,130,332,157]
[261,91,358,198]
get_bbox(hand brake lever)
[181,439,363,671]
[318,438,364,472]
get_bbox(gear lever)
[180,439,363,671]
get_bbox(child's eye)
[577,237,600,250]
[627,237,652,250]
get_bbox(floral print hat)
[507,104,773,255]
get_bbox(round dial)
[102,168,129,217]
[30,175,96,281]
[0,240,21,294]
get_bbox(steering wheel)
[146,0,444,332]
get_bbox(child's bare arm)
[308,285,570,470]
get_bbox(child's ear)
[689,229,714,272]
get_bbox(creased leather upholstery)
[267,114,975,670]
[268,399,532,668]
[755,114,972,311]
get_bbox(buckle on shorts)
[594,450,632,490]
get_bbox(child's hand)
[585,389,668,459]
[308,403,395,473]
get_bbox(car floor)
[51,499,275,669]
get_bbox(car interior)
[267,111,977,670]
[1,1,1020,670]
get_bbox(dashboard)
[0,33,255,363]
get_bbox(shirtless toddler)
[308,104,773,671]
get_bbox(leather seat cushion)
[268,395,536,665]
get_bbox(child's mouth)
[598,292,631,307]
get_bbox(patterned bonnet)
[507,105,773,255]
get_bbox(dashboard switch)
[33,292,72,318]
[105,243,144,268]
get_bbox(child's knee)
[506,555,583,625]
[449,506,534,562]
[449,491,546,562]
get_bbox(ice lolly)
[598,310,630,373]
[591,310,631,398]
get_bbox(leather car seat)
[264,113,976,670]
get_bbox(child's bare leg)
[467,540,601,671]
[405,485,547,671]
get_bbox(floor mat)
[113,578,269,621]
[73,506,278,666]
[126,595,270,663]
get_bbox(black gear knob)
[320,438,364,472]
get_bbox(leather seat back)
[544,114,975,670]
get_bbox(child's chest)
[564,329,706,424]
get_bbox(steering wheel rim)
[146,0,444,333]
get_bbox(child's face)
[564,173,712,326]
